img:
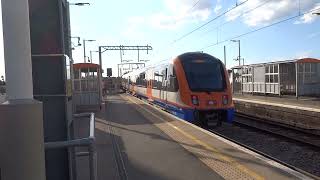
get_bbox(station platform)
[233,94,320,110]
[77,94,314,180]
[233,94,320,131]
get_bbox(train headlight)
[208,100,216,106]
[191,95,199,105]
[222,95,228,105]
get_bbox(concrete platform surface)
[233,94,320,130]
[233,94,320,111]
[76,94,314,180]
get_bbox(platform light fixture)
[83,39,96,63]
[230,39,241,66]
[90,50,99,63]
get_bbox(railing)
[45,113,97,180]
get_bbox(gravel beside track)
[209,117,320,177]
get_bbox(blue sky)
[0,0,320,77]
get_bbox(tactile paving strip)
[125,95,264,180]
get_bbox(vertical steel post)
[83,40,86,63]
[232,69,234,94]
[98,47,102,72]
[97,46,102,103]
[238,40,241,66]
[120,47,123,63]
[278,64,281,97]
[138,47,140,62]
[90,51,93,63]
[295,63,298,99]
[224,45,226,66]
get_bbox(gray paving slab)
[80,95,223,180]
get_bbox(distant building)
[230,58,320,97]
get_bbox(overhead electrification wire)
[202,0,273,37]
[200,6,320,50]
[189,0,201,12]
[172,0,249,44]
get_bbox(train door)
[161,67,168,105]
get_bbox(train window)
[181,59,225,92]
[168,67,179,92]
[165,68,168,80]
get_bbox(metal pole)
[223,45,226,66]
[83,40,86,63]
[118,64,120,77]
[295,63,298,99]
[120,47,123,63]
[90,51,93,63]
[238,40,241,66]
[98,46,103,102]
[98,47,102,75]
[278,64,281,97]
[138,47,140,62]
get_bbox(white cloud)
[294,3,320,24]
[225,0,319,27]
[214,5,222,14]
[121,0,214,34]
[150,0,213,30]
[214,0,222,14]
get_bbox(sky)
[0,0,320,78]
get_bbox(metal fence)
[44,113,97,180]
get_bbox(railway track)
[206,128,320,180]
[233,113,320,149]
[209,116,320,178]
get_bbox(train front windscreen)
[181,59,225,92]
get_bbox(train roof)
[178,52,221,63]
[122,52,223,78]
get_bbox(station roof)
[232,58,320,69]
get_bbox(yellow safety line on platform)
[123,95,264,180]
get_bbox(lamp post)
[90,50,99,63]
[83,39,96,63]
[70,36,81,50]
[231,39,241,66]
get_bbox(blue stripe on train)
[135,92,234,123]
